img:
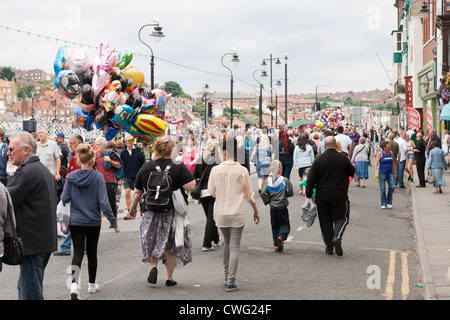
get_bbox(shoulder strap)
[5,190,18,240]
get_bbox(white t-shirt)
[36,140,62,175]
[396,137,408,162]
[335,134,352,154]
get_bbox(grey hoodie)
[260,174,294,208]
[61,169,117,228]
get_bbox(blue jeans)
[59,231,72,254]
[379,171,395,206]
[396,160,406,187]
[18,253,51,300]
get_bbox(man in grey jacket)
[0,182,14,272]
[261,160,294,252]
[6,131,57,300]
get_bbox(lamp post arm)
[138,24,156,89]
[221,52,235,127]
[138,24,155,56]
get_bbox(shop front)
[418,61,437,132]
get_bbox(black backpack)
[144,163,173,212]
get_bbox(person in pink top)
[181,134,199,173]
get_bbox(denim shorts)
[123,177,136,190]
[298,167,310,178]
[407,153,414,160]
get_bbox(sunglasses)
[8,146,26,152]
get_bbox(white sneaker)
[70,282,79,300]
[387,204,393,209]
[381,205,386,209]
[88,283,100,294]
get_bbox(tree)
[0,67,15,81]
[164,81,184,97]
[17,84,36,99]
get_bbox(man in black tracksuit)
[305,136,355,256]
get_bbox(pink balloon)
[69,48,91,75]
[91,43,118,98]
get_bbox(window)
[448,32,450,70]
[397,33,402,51]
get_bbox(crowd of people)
[0,121,449,299]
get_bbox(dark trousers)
[200,196,219,247]
[315,199,350,250]
[281,160,293,180]
[70,225,101,284]
[270,207,291,246]
[105,183,117,218]
[415,156,426,187]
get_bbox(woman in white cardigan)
[351,137,370,188]
[293,135,315,195]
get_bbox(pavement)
[410,167,450,300]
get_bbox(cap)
[57,133,65,139]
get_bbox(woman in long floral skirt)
[129,136,196,286]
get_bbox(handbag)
[191,165,209,200]
[3,190,24,265]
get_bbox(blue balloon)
[54,45,74,88]
[74,106,93,131]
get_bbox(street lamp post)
[315,85,331,112]
[276,54,292,125]
[261,54,281,127]
[138,18,165,90]
[253,69,265,128]
[221,50,240,128]
[203,83,209,128]
[30,88,35,121]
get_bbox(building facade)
[393,0,450,135]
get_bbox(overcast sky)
[0,0,397,97]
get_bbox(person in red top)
[66,135,84,178]
[94,137,121,220]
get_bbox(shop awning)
[440,103,450,121]
[286,119,315,128]
[241,117,258,125]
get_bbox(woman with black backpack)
[129,136,196,287]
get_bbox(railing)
[2,121,103,141]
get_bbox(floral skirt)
[139,210,192,267]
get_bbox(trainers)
[70,282,79,300]
[387,204,392,209]
[381,205,386,209]
[54,251,71,256]
[332,237,343,257]
[202,247,214,252]
[276,236,284,252]
[226,284,239,292]
[88,283,99,294]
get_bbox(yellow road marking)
[401,252,410,300]
[386,251,396,300]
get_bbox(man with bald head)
[305,136,355,256]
